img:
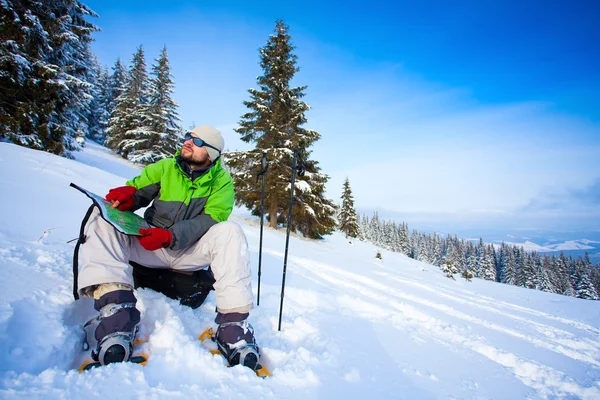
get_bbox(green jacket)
[126,153,234,250]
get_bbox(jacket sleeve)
[168,172,235,250]
[126,161,164,211]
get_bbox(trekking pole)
[256,151,268,306]
[278,149,305,331]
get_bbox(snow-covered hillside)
[0,142,599,399]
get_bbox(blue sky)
[85,0,600,236]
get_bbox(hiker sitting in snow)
[76,125,259,369]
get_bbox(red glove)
[137,228,172,251]
[105,186,137,211]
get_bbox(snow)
[501,240,596,253]
[1,141,599,399]
[504,240,553,252]
[294,180,311,193]
[580,240,600,245]
[547,241,596,251]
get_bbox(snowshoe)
[79,332,149,371]
[77,290,145,371]
[199,326,271,377]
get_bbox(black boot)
[89,290,140,365]
[215,312,260,370]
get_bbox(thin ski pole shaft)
[257,170,266,306]
[279,149,298,331]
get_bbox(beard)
[180,146,210,168]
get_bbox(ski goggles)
[184,132,221,153]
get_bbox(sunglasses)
[184,132,221,153]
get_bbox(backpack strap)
[72,205,95,300]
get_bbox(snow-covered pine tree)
[466,243,477,277]
[575,265,599,300]
[590,264,600,299]
[481,244,497,281]
[108,58,127,114]
[474,238,487,278]
[453,236,467,272]
[0,0,57,150]
[495,243,507,282]
[398,223,411,256]
[518,252,539,289]
[430,233,443,266]
[357,214,370,242]
[501,245,518,285]
[48,0,99,154]
[389,223,402,253]
[87,62,110,144]
[106,46,150,159]
[130,46,182,163]
[554,252,573,295]
[538,255,556,293]
[409,229,420,260]
[440,251,459,276]
[225,20,336,239]
[338,178,359,239]
[0,0,98,155]
[382,222,399,253]
[370,213,382,246]
[568,255,581,293]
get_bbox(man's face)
[180,134,211,166]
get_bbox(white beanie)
[189,125,224,162]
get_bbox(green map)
[71,183,150,236]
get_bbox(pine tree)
[357,214,369,242]
[105,46,150,158]
[0,0,98,155]
[409,229,420,260]
[502,246,518,286]
[473,239,486,278]
[453,236,467,272]
[554,252,573,295]
[398,223,411,256]
[440,251,459,276]
[519,252,539,289]
[130,46,182,163]
[338,178,359,239]
[568,256,580,294]
[466,244,477,277]
[575,266,599,300]
[87,62,110,143]
[108,58,127,114]
[50,0,99,153]
[538,255,556,293]
[481,244,497,281]
[382,222,399,253]
[1,0,57,150]
[225,20,336,239]
[430,233,443,265]
[590,265,600,298]
[370,213,382,247]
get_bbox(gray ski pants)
[78,208,254,314]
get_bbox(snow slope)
[0,142,599,399]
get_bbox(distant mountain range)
[500,239,600,253]
[480,238,600,263]
[456,233,600,263]
[355,207,600,264]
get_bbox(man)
[78,125,259,370]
